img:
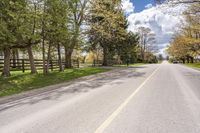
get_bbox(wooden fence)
[0,59,80,72]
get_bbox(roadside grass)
[158,60,163,64]
[0,67,110,97]
[185,63,200,69]
[113,63,146,67]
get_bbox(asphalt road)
[0,61,200,133]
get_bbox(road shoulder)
[0,68,124,105]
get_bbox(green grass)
[113,63,146,67]
[185,63,200,69]
[0,67,110,97]
[158,60,163,64]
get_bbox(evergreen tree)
[88,0,128,66]
[0,0,27,77]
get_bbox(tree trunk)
[186,56,190,63]
[46,43,52,73]
[64,32,78,68]
[27,45,37,74]
[65,48,73,68]
[191,57,194,64]
[12,49,16,68]
[16,49,20,68]
[42,2,47,75]
[96,53,99,65]
[182,58,185,64]
[2,47,11,77]
[57,44,63,72]
[143,41,146,62]
[42,37,47,75]
[102,47,108,66]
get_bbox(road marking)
[95,66,160,133]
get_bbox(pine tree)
[43,0,68,72]
[0,0,27,77]
[88,0,128,66]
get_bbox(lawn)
[185,63,200,69]
[0,67,110,97]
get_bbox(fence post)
[22,59,25,73]
[93,59,96,67]
[77,58,79,68]
[50,60,53,71]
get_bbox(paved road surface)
[0,61,200,133]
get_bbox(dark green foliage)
[118,32,140,64]
[88,0,132,66]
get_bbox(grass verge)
[0,67,110,97]
[185,63,200,69]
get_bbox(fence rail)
[0,59,79,72]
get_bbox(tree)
[39,0,68,74]
[137,27,158,62]
[158,54,164,61]
[0,0,27,77]
[17,0,41,74]
[64,0,88,68]
[117,32,139,64]
[45,0,68,72]
[167,2,200,63]
[0,0,43,76]
[167,35,190,63]
[88,0,128,66]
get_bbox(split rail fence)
[0,59,80,72]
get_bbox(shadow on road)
[0,67,146,112]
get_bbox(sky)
[122,0,185,55]
[130,0,155,12]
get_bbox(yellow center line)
[95,66,160,133]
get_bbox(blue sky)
[122,0,183,55]
[122,0,185,53]
[131,0,155,12]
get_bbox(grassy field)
[185,63,200,69]
[0,67,110,97]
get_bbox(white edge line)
[95,66,160,133]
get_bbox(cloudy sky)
[122,0,185,54]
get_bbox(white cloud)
[122,0,135,14]
[127,3,186,54]
[145,4,153,9]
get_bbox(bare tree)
[137,27,158,61]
